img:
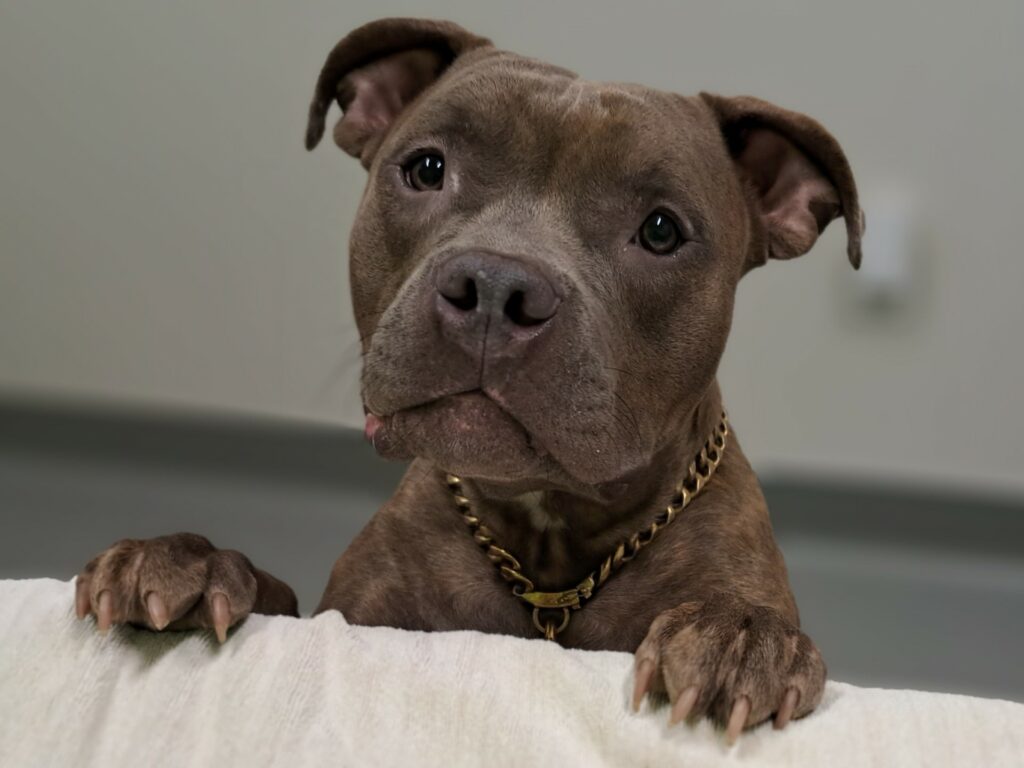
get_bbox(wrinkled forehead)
[392,52,724,202]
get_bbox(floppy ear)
[700,93,864,269]
[305,18,491,166]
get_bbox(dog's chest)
[426,517,690,651]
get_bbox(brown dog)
[74,18,863,741]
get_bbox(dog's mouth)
[363,389,654,501]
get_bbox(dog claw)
[146,592,170,630]
[74,578,90,620]
[774,687,800,730]
[96,590,113,633]
[669,685,699,725]
[632,659,656,712]
[211,593,231,644]
[725,696,751,745]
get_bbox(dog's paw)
[75,533,261,643]
[631,594,825,743]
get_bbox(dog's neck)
[460,385,724,590]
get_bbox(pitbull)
[74,18,863,741]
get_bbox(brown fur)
[76,18,863,735]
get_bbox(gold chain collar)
[445,412,729,640]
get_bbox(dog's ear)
[700,93,864,269]
[305,18,491,166]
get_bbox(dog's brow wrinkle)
[559,82,598,115]
[556,81,646,119]
[602,84,648,105]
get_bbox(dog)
[74,17,863,742]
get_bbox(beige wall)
[2,1,1022,493]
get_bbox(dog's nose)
[435,251,561,353]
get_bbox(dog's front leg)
[631,592,826,742]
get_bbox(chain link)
[446,412,729,639]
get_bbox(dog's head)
[306,18,863,494]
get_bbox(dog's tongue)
[364,413,383,442]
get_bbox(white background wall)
[2,1,1022,494]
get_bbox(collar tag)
[518,589,581,609]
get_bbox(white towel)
[0,578,1021,767]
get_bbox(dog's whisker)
[602,365,643,383]
[611,390,643,443]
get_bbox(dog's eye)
[403,154,445,191]
[637,211,683,255]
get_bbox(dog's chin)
[367,390,649,492]
[368,391,551,483]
